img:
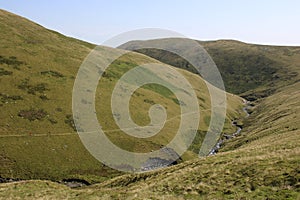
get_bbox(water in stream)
[208,100,251,155]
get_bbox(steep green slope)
[2,70,297,199]
[0,9,243,183]
[119,39,300,99]
[0,9,120,182]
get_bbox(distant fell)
[119,38,300,100]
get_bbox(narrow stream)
[208,99,251,155]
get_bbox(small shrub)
[41,70,64,78]
[18,78,30,90]
[0,56,23,65]
[18,108,48,121]
[65,114,76,131]
[0,56,24,70]
[39,94,49,101]
[29,83,48,94]
[0,68,13,76]
[144,99,155,105]
[18,79,49,95]
[0,93,23,103]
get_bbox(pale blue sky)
[1,0,300,46]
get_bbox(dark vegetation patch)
[18,108,48,121]
[241,88,276,101]
[128,46,284,96]
[18,78,49,95]
[65,114,76,131]
[41,70,64,78]
[208,50,278,94]
[0,55,24,70]
[0,93,23,103]
[130,48,195,71]
[0,68,13,76]
[39,94,49,101]
[144,99,155,105]
[132,49,197,74]
[0,176,21,183]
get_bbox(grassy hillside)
[119,39,300,99]
[1,90,299,199]
[0,9,243,183]
[1,74,298,200]
[0,10,299,200]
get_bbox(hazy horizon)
[1,1,300,46]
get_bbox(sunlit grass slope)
[2,82,296,199]
[0,9,243,183]
[2,9,298,200]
